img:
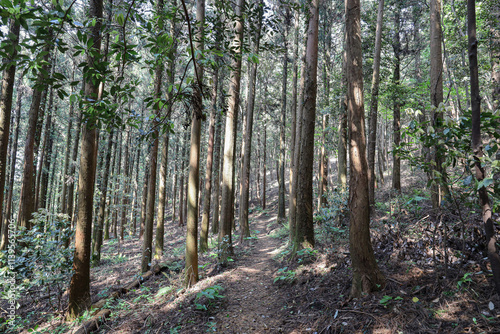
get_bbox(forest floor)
[3,165,500,333]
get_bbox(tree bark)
[239,1,263,242]
[294,0,319,250]
[392,6,401,192]
[219,0,245,260]
[200,62,219,251]
[430,0,445,206]
[18,43,52,229]
[346,0,385,297]
[185,0,205,286]
[67,0,102,319]
[368,0,384,206]
[0,18,20,251]
[468,0,500,295]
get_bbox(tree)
[294,0,319,250]
[345,0,385,297]
[184,0,205,287]
[0,17,20,248]
[155,0,177,260]
[219,0,245,260]
[67,0,103,319]
[367,0,384,206]
[468,0,500,295]
[278,6,290,224]
[18,35,53,230]
[141,0,165,273]
[239,0,264,243]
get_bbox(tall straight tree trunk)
[112,132,122,239]
[392,6,401,192]
[368,0,384,206]
[120,127,130,240]
[239,0,263,243]
[171,140,179,225]
[1,78,23,251]
[0,18,20,249]
[185,0,205,287]
[219,0,245,260]
[141,0,164,273]
[289,10,300,200]
[200,64,219,251]
[38,104,54,209]
[338,29,348,191]
[155,2,177,258]
[18,43,52,230]
[262,124,266,209]
[178,131,188,226]
[67,0,102,319]
[290,23,308,246]
[346,0,385,297]
[212,77,224,235]
[468,0,500,294]
[294,0,319,250]
[93,130,114,264]
[278,15,289,224]
[430,0,445,206]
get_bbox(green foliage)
[399,106,500,210]
[295,248,318,264]
[274,267,296,284]
[379,295,403,307]
[194,285,225,311]
[0,210,74,307]
[457,272,473,290]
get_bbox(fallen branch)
[72,309,111,334]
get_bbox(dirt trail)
[213,208,289,333]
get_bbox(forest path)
[212,206,290,333]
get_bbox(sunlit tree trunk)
[429,0,447,205]
[185,0,205,286]
[67,0,102,319]
[368,0,384,206]
[346,0,385,297]
[200,59,219,251]
[219,0,244,260]
[141,0,164,273]
[295,0,319,250]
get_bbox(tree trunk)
[185,0,205,286]
[38,101,54,210]
[368,0,384,206]
[92,130,114,265]
[295,0,319,251]
[430,0,445,206]
[346,0,385,297]
[141,0,165,273]
[0,18,20,250]
[392,6,401,192]
[290,21,308,246]
[67,0,102,319]
[219,0,245,260]
[468,0,500,295]
[1,77,23,251]
[200,63,219,251]
[18,43,52,230]
[212,83,224,235]
[239,1,263,242]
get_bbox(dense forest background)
[0,0,499,332]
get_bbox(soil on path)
[212,209,289,333]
